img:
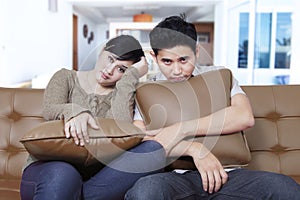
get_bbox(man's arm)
[134,118,228,194]
[136,93,254,152]
[168,140,228,194]
[182,93,255,137]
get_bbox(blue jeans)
[125,169,300,200]
[20,140,165,200]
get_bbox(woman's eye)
[108,56,114,63]
[117,66,126,73]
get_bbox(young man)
[125,15,300,199]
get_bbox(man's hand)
[132,56,148,78]
[189,142,228,193]
[64,112,99,146]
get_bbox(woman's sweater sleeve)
[107,67,140,122]
[42,69,89,122]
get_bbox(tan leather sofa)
[0,85,300,200]
[242,85,300,183]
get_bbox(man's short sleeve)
[231,77,245,97]
[133,105,143,121]
[194,65,245,97]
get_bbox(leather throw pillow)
[20,118,145,166]
[135,68,251,168]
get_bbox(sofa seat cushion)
[0,180,21,200]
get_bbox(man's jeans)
[125,168,300,200]
[20,140,165,200]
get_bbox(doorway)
[73,14,78,71]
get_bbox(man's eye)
[163,60,172,65]
[179,58,188,63]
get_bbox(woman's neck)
[78,70,113,95]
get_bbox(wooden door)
[73,14,78,71]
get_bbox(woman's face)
[95,50,134,87]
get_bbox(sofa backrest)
[242,85,300,183]
[0,87,45,180]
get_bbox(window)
[238,12,292,70]
[238,13,249,68]
[275,13,291,69]
[255,13,272,68]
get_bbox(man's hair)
[150,15,197,55]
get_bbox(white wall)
[74,11,110,71]
[0,0,73,87]
[2,0,298,87]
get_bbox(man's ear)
[150,51,158,63]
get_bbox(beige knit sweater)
[23,67,140,170]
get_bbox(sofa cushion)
[242,85,300,183]
[20,118,145,166]
[0,87,45,180]
[135,68,251,168]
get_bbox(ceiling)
[69,0,221,23]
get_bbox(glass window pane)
[254,13,272,68]
[275,13,291,69]
[238,13,249,68]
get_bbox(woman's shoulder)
[55,68,76,75]
[51,68,76,80]
[47,68,77,88]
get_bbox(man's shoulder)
[193,65,227,75]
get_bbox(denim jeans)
[20,140,165,200]
[125,168,300,200]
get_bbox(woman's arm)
[43,69,89,122]
[108,57,148,122]
[43,69,98,146]
[108,67,140,122]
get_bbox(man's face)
[152,45,196,82]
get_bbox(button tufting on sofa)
[0,87,45,200]
[242,85,300,183]
[265,111,282,122]
[7,112,22,122]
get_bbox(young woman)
[20,35,166,200]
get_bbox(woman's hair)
[150,15,197,55]
[104,35,145,63]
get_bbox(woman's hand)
[132,56,148,78]
[188,142,228,194]
[64,112,99,146]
